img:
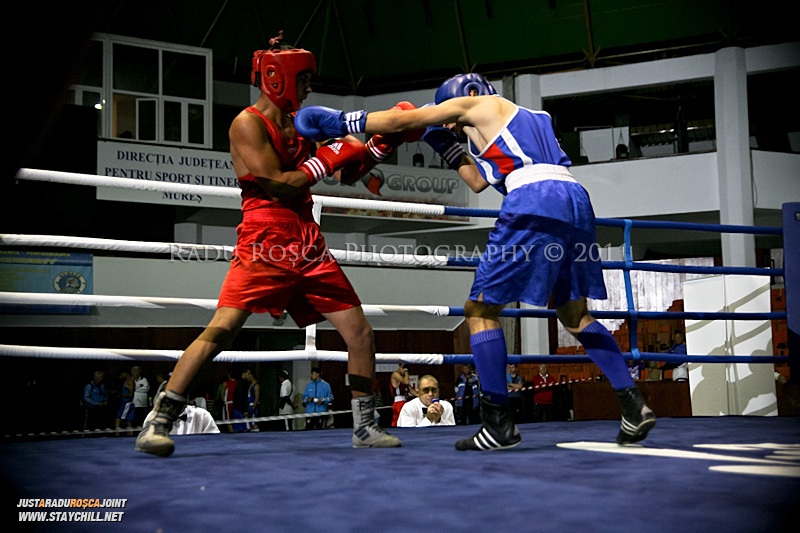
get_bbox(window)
[66,40,105,136]
[544,81,716,164]
[748,68,800,154]
[69,34,212,147]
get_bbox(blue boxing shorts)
[116,400,135,421]
[469,179,607,308]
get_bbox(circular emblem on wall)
[53,271,88,294]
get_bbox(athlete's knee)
[197,326,238,349]
[359,322,375,348]
[557,299,591,331]
[464,299,501,320]
[345,317,374,351]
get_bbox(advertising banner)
[0,251,93,314]
[96,141,467,218]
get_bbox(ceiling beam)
[316,0,334,73]
[199,0,231,47]
[582,0,600,68]
[292,0,326,48]
[454,0,472,73]
[331,0,358,92]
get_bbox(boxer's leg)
[135,307,250,457]
[324,306,401,448]
[455,298,521,451]
[559,298,655,444]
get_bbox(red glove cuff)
[366,136,395,162]
[300,157,331,183]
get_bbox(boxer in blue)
[295,73,656,451]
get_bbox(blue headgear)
[434,73,497,104]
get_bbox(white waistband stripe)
[505,164,576,192]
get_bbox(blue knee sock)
[577,321,635,390]
[470,328,509,404]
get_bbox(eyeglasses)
[419,387,438,394]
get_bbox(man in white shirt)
[278,370,294,431]
[131,366,150,427]
[397,375,455,427]
[144,404,219,435]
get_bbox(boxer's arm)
[364,97,479,133]
[300,140,370,183]
[229,113,311,198]
[456,156,489,193]
[295,99,473,140]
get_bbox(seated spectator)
[397,375,455,427]
[627,360,645,380]
[660,331,688,381]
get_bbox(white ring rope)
[0,291,217,310]
[335,248,451,267]
[0,234,455,268]
[15,168,448,216]
[17,168,243,198]
[0,291,451,316]
[0,233,234,256]
[0,344,446,364]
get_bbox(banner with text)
[96,141,467,218]
[0,251,93,314]
[96,141,241,209]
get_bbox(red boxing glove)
[359,102,422,164]
[392,101,425,143]
[336,135,389,186]
[300,140,367,183]
[365,134,399,163]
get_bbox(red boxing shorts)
[391,400,406,427]
[217,207,361,327]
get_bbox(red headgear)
[251,48,317,113]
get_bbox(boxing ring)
[2,168,799,532]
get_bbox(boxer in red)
[136,42,408,457]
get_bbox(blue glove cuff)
[343,110,367,135]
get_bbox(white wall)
[751,150,800,209]
[572,152,720,218]
[538,53,714,98]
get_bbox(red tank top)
[391,382,410,399]
[238,107,312,212]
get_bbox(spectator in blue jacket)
[303,367,333,430]
[455,364,481,425]
[506,364,525,423]
[83,371,108,430]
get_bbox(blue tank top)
[468,105,571,195]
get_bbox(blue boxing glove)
[421,126,466,170]
[294,106,367,142]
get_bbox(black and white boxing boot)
[134,390,186,457]
[351,395,401,448]
[615,386,656,444]
[455,398,521,451]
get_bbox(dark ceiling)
[81,0,798,95]
[5,0,797,179]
